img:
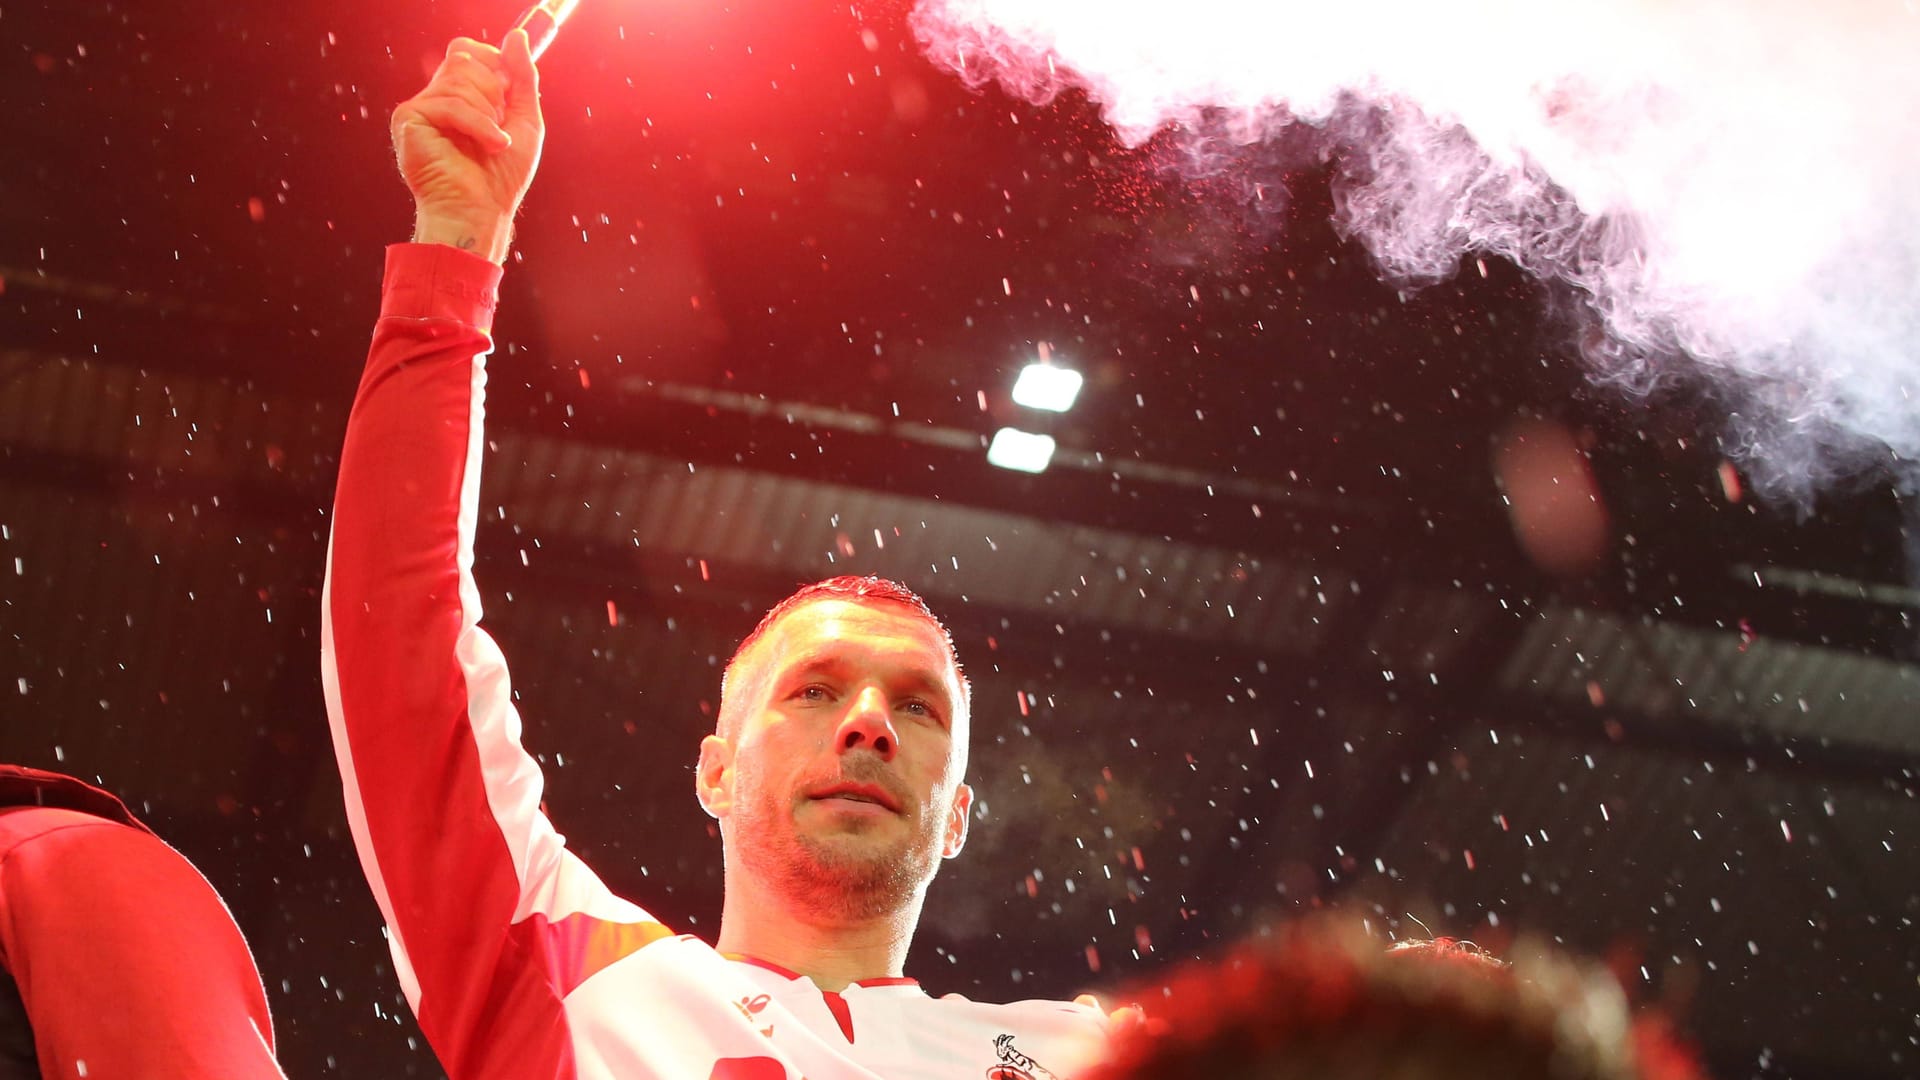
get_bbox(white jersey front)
[574,939,1103,1079]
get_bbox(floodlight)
[1011,364,1084,413]
[986,427,1056,473]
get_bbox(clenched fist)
[391,30,544,264]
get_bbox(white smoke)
[912,0,1920,502]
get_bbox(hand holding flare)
[392,28,545,264]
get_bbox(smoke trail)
[912,0,1920,502]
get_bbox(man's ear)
[942,782,973,859]
[696,734,735,820]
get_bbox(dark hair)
[1086,920,1708,1080]
[718,576,968,732]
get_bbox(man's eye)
[901,700,936,719]
[794,684,833,702]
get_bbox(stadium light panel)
[986,427,1057,473]
[1011,364,1084,412]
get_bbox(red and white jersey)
[321,244,1109,1080]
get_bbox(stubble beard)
[732,766,942,923]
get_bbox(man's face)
[698,598,972,921]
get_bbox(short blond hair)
[716,576,970,739]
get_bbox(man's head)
[696,577,973,924]
[1087,921,1706,1080]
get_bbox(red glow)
[1494,418,1611,577]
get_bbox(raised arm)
[321,32,668,1077]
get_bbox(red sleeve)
[0,807,284,1078]
[322,245,669,1080]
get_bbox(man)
[321,29,1110,1079]
[0,765,286,1078]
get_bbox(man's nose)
[834,687,897,762]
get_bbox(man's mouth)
[806,782,902,813]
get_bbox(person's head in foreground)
[1086,919,1709,1080]
[696,576,973,931]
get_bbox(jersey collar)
[724,953,921,989]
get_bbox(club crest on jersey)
[734,992,775,1038]
[989,1034,1059,1080]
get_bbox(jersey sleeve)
[0,808,285,1079]
[321,244,672,1079]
